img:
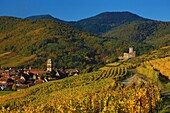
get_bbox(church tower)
[47,59,53,72]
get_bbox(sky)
[0,0,170,22]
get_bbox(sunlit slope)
[0,69,161,112]
[0,17,104,69]
[0,52,36,68]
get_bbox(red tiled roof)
[17,79,25,83]
[11,76,19,80]
[34,79,44,84]
[7,82,14,86]
[1,72,10,77]
[0,70,3,74]
[65,69,79,73]
[0,77,8,81]
[28,69,45,75]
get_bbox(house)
[46,70,59,81]
[0,85,5,90]
[119,47,136,59]
[6,78,14,88]
[16,84,30,91]
[34,77,44,85]
[0,70,4,76]
[26,69,45,76]
[23,69,45,82]
[0,77,8,85]
[65,69,79,76]
[1,70,10,78]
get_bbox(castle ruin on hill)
[118,47,136,59]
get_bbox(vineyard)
[97,62,137,81]
[135,56,170,112]
[1,47,170,112]
[136,56,170,80]
[0,71,161,113]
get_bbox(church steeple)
[47,59,53,72]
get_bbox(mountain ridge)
[25,11,151,35]
[25,14,64,22]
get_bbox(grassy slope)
[0,52,36,68]
[0,91,14,96]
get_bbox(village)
[0,59,79,91]
[0,47,135,91]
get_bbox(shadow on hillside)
[159,73,170,84]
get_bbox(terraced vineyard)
[97,62,137,81]
[136,56,170,81]
[95,67,128,81]
[0,71,161,113]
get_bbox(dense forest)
[0,17,104,71]
[69,11,149,35]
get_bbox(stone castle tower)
[118,47,136,59]
[129,47,134,53]
[47,59,53,72]
[126,47,136,58]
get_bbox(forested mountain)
[69,11,149,35]
[0,17,107,71]
[69,12,170,54]
[0,11,170,71]
[26,12,149,35]
[103,21,170,48]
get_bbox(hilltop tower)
[129,47,136,58]
[47,59,53,72]
[129,47,133,53]
[118,47,136,59]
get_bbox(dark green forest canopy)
[69,11,149,35]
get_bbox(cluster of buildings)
[0,47,136,91]
[0,59,79,91]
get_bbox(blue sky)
[0,0,170,21]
